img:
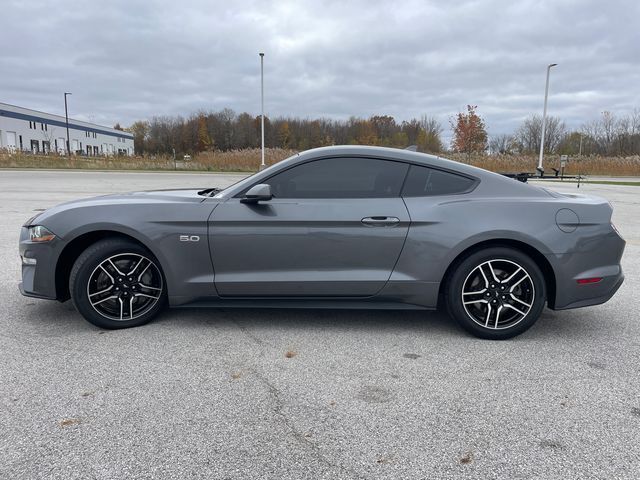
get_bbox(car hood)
[27,189,221,226]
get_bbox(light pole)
[259,52,265,170]
[64,92,72,157]
[537,63,557,175]
[579,132,583,156]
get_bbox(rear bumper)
[552,269,624,310]
[548,229,626,310]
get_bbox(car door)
[209,156,411,297]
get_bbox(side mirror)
[240,184,272,204]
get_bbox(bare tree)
[580,110,640,155]
[128,121,150,155]
[629,108,640,154]
[600,111,617,153]
[418,115,443,153]
[489,134,514,154]
[40,125,57,154]
[514,114,566,154]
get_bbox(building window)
[19,135,23,149]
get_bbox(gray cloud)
[1,0,638,139]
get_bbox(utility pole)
[64,92,72,157]
[259,52,266,170]
[537,63,557,176]
[579,133,583,156]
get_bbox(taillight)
[576,277,603,285]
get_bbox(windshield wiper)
[197,187,223,197]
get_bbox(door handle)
[361,216,401,227]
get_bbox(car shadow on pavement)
[17,296,616,342]
[163,306,461,335]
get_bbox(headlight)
[29,225,56,243]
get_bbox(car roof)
[297,145,463,170]
[295,145,509,180]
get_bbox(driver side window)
[263,157,408,199]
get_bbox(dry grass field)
[0,148,296,172]
[454,153,640,176]
[1,149,640,176]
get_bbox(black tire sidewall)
[69,239,167,329]
[446,247,546,340]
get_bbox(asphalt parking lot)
[1,170,638,479]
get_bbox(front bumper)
[18,226,60,300]
[18,281,56,300]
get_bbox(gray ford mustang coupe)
[19,146,625,339]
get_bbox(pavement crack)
[249,367,362,479]
[231,319,267,348]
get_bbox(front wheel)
[445,247,546,340]
[69,238,167,329]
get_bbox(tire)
[445,247,546,340]
[69,238,167,329]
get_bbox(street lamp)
[259,52,265,170]
[537,63,557,175]
[64,92,72,157]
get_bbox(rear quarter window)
[402,165,476,197]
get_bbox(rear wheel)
[69,238,167,329]
[445,247,546,339]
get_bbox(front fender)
[41,201,217,301]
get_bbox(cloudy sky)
[1,0,638,139]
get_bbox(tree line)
[126,106,640,157]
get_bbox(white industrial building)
[0,102,134,156]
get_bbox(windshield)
[212,153,299,198]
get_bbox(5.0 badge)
[179,235,200,242]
